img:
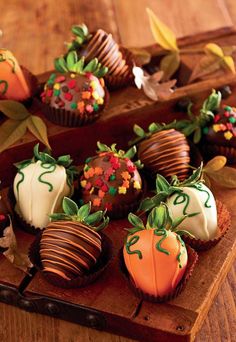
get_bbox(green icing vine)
[0,51,16,72]
[16,170,25,193]
[176,234,186,269]
[190,183,211,208]
[173,193,190,215]
[154,228,170,255]
[38,164,56,192]
[0,80,8,95]
[125,235,143,259]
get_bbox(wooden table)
[0,1,236,341]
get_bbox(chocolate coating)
[201,106,236,163]
[138,129,190,181]
[40,221,102,280]
[80,30,134,88]
[80,152,142,216]
[41,72,106,119]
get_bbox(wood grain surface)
[0,1,236,341]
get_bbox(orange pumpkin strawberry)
[123,204,189,297]
[0,49,31,101]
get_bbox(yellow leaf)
[146,8,178,52]
[160,52,180,80]
[0,119,27,153]
[207,166,236,188]
[203,156,227,172]
[204,43,224,58]
[27,115,51,150]
[222,56,235,73]
[188,55,221,83]
[0,100,30,120]
[129,48,151,65]
[222,45,236,55]
[202,173,212,188]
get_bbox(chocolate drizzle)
[138,129,190,181]
[40,220,102,280]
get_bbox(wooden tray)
[1,32,236,187]
[0,183,235,342]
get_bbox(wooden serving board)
[2,32,236,187]
[0,184,235,342]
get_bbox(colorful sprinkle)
[98,190,105,198]
[46,89,53,97]
[121,171,131,180]
[109,187,117,196]
[82,91,91,100]
[90,81,98,89]
[65,93,73,101]
[94,167,103,175]
[68,79,76,89]
[101,184,109,192]
[97,97,104,105]
[86,104,94,113]
[118,186,127,194]
[53,83,60,90]
[224,131,233,140]
[93,198,101,207]
[89,187,94,194]
[105,203,112,211]
[55,76,66,83]
[77,101,85,113]
[93,103,99,111]
[85,182,92,191]
[214,114,220,123]
[224,105,232,112]
[95,178,103,187]
[80,180,87,188]
[71,102,77,109]
[133,181,141,190]
[53,89,60,96]
[70,73,76,78]
[229,116,236,123]
[109,174,116,181]
[92,91,99,100]
[122,180,130,188]
[213,124,221,132]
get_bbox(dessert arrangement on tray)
[0,8,236,341]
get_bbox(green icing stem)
[154,228,170,255]
[38,163,56,192]
[190,184,211,208]
[126,235,142,259]
[173,193,190,215]
[16,170,25,193]
[176,235,186,269]
[0,80,8,95]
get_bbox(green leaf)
[66,50,77,69]
[148,122,159,133]
[97,141,110,152]
[133,124,145,137]
[193,127,201,144]
[57,155,73,167]
[62,197,79,216]
[146,7,178,51]
[124,145,137,159]
[0,119,27,153]
[139,197,155,212]
[156,174,170,192]
[182,163,203,185]
[50,213,72,221]
[77,202,91,220]
[128,213,145,229]
[94,66,108,78]
[152,204,168,229]
[152,192,169,205]
[83,58,98,73]
[72,25,86,38]
[172,215,188,230]
[84,211,103,226]
[75,56,85,73]
[95,216,109,231]
[160,52,180,81]
[202,90,221,112]
[0,100,30,120]
[54,57,68,73]
[27,116,51,150]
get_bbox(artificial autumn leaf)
[204,166,236,188]
[27,115,51,150]
[222,45,236,56]
[203,156,227,172]
[129,48,151,65]
[222,55,235,73]
[204,43,224,58]
[0,100,30,120]
[0,119,27,153]
[160,51,180,80]
[188,55,221,83]
[146,8,178,52]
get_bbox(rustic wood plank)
[114,0,234,48]
[0,0,119,75]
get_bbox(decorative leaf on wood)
[205,43,224,58]
[0,100,30,120]
[189,43,235,83]
[203,156,227,173]
[129,48,151,66]
[27,116,51,150]
[0,119,27,153]
[146,8,178,52]
[222,56,235,73]
[160,52,180,80]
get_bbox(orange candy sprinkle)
[93,198,101,207]
[121,171,131,180]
